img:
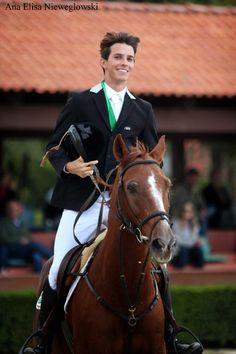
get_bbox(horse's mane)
[122,140,150,166]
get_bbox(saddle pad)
[64,229,107,313]
[80,229,107,268]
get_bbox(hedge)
[172,284,236,348]
[0,290,36,354]
[0,285,236,354]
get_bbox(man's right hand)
[65,157,98,178]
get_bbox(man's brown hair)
[100,32,140,60]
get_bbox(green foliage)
[2,139,56,208]
[172,284,236,347]
[0,285,236,353]
[0,290,36,353]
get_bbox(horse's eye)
[127,181,139,194]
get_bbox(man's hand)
[65,157,98,178]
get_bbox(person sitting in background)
[0,170,18,217]
[202,169,232,229]
[172,201,205,269]
[170,168,208,235]
[0,198,53,274]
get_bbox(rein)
[72,166,115,247]
[81,250,160,354]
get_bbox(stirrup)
[172,326,204,354]
[23,347,44,354]
[18,330,45,354]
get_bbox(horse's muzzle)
[150,234,176,264]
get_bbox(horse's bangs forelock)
[122,141,149,166]
[131,140,149,155]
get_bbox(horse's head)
[113,134,176,264]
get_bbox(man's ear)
[100,58,106,71]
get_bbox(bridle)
[116,159,171,243]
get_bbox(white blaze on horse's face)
[146,172,175,264]
[147,173,165,211]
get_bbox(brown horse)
[20,134,175,354]
[55,134,175,354]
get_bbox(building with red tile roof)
[0,1,236,197]
[0,1,236,97]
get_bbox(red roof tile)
[0,1,236,97]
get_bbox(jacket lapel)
[114,93,135,132]
[92,88,111,131]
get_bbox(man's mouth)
[117,69,128,73]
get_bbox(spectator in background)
[172,201,205,269]
[170,168,207,235]
[202,169,232,229]
[0,171,17,217]
[0,198,52,273]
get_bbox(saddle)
[56,229,107,304]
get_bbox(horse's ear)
[150,135,166,163]
[113,134,129,162]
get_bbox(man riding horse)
[24,32,203,354]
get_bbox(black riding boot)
[24,279,58,354]
[164,283,203,354]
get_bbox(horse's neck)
[93,218,153,306]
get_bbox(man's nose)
[121,58,129,66]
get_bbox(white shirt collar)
[90,82,136,100]
[104,82,126,104]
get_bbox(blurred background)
[0,0,236,231]
[0,0,236,352]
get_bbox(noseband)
[116,159,170,243]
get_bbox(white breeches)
[48,193,110,290]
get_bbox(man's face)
[6,201,23,220]
[101,43,135,86]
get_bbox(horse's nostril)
[152,238,165,251]
[168,240,176,250]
